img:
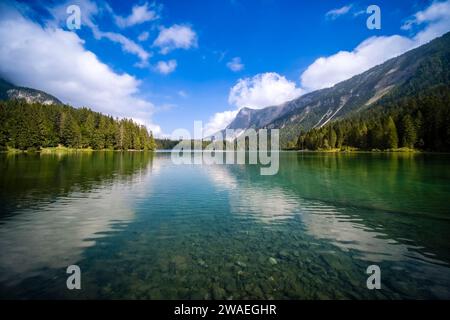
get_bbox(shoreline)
[284,147,420,153]
[0,146,155,154]
[2,147,449,154]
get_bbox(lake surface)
[0,151,449,299]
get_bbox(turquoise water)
[0,151,449,299]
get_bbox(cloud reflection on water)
[203,164,449,267]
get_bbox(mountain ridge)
[221,32,450,147]
[0,78,62,105]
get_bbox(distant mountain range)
[220,32,450,147]
[0,78,62,105]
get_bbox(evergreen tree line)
[155,138,181,150]
[296,85,450,151]
[0,100,156,151]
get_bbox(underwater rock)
[168,262,177,274]
[236,261,247,268]
[172,255,188,270]
[224,280,237,293]
[253,285,265,298]
[243,283,261,298]
[308,264,322,275]
[320,253,345,271]
[212,286,226,299]
[260,280,273,295]
[237,270,245,277]
[198,259,208,268]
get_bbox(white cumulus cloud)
[155,60,177,75]
[325,5,353,20]
[178,90,188,98]
[138,31,150,41]
[114,2,160,28]
[301,0,450,91]
[226,57,244,72]
[203,110,239,137]
[229,72,303,109]
[204,72,303,136]
[407,0,450,46]
[204,0,450,135]
[153,24,198,54]
[402,0,450,29]
[50,0,151,66]
[300,35,415,91]
[0,2,161,135]
[93,30,152,66]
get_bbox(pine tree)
[81,112,95,148]
[0,100,155,151]
[329,127,337,149]
[91,115,106,149]
[384,116,399,149]
[61,112,81,147]
[400,114,417,148]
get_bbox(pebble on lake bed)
[198,259,208,268]
[236,261,247,268]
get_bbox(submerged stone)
[212,286,226,299]
[198,259,208,268]
[278,250,289,259]
[236,261,247,268]
[225,280,237,293]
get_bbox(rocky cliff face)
[0,78,62,105]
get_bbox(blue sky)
[1,0,449,137]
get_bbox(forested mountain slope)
[223,32,450,149]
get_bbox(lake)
[0,151,449,299]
